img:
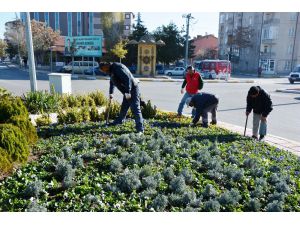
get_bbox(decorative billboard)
[64,36,102,57]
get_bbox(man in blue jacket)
[107,62,144,133]
[186,93,219,128]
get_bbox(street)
[1,62,300,142]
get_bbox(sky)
[0,12,219,40]
[138,12,219,38]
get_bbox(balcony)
[261,39,276,44]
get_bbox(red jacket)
[182,72,203,94]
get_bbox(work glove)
[181,88,185,94]
[125,93,131,100]
[109,94,113,99]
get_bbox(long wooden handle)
[244,115,248,136]
[106,98,111,125]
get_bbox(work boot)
[211,120,217,125]
[251,135,258,140]
[259,135,265,141]
[201,123,208,128]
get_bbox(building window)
[77,12,82,36]
[67,12,72,36]
[125,25,130,30]
[55,12,60,31]
[89,12,94,35]
[249,16,253,25]
[44,12,49,26]
[287,44,293,54]
[34,12,40,21]
[284,61,291,70]
[289,12,297,20]
[220,14,225,23]
[125,13,130,19]
[289,27,295,37]
[263,28,269,39]
[264,45,268,53]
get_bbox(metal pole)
[93,57,95,77]
[50,49,53,72]
[184,14,191,67]
[291,12,299,72]
[24,12,37,91]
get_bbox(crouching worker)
[246,86,273,141]
[106,62,144,133]
[186,92,219,128]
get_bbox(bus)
[194,59,231,80]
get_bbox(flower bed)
[0,114,299,212]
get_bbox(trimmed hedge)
[0,97,28,123]
[0,124,29,163]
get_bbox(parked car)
[84,66,107,76]
[164,67,186,76]
[288,65,300,84]
[61,61,99,74]
[128,65,137,74]
[156,64,165,75]
[195,60,231,79]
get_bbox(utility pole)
[183,13,194,67]
[24,12,37,91]
[14,13,22,68]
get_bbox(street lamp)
[49,46,56,72]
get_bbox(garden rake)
[106,98,112,126]
[243,115,249,136]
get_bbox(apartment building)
[219,12,300,75]
[22,12,134,38]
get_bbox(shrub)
[141,100,157,119]
[88,91,108,106]
[0,147,13,173]
[0,96,28,123]
[78,95,95,107]
[204,200,221,212]
[80,106,90,122]
[23,90,60,114]
[8,115,38,145]
[26,200,47,212]
[103,100,121,120]
[0,124,29,163]
[116,169,141,193]
[35,114,52,127]
[24,179,43,198]
[170,176,187,194]
[0,87,11,99]
[90,106,104,122]
[151,194,168,211]
[59,108,82,124]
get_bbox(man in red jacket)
[177,65,204,117]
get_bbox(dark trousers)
[202,103,218,125]
[114,85,144,132]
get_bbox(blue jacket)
[109,63,138,95]
[191,93,219,124]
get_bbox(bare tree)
[227,26,254,48]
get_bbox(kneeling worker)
[186,92,219,128]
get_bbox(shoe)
[201,123,208,128]
[259,135,265,141]
[252,135,258,140]
[177,114,182,117]
[211,120,217,125]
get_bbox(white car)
[164,67,186,76]
[62,61,99,74]
[288,65,300,84]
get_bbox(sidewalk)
[276,88,300,94]
[218,121,300,156]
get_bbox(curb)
[276,89,300,94]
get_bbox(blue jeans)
[114,85,144,132]
[177,92,196,116]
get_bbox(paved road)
[1,62,300,142]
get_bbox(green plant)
[64,108,82,124]
[23,90,60,114]
[0,124,29,163]
[0,147,13,173]
[103,100,121,120]
[8,115,38,145]
[35,114,52,127]
[142,100,157,119]
[88,91,108,107]
[0,88,12,99]
[80,106,90,122]
[90,106,104,122]
[0,96,28,123]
